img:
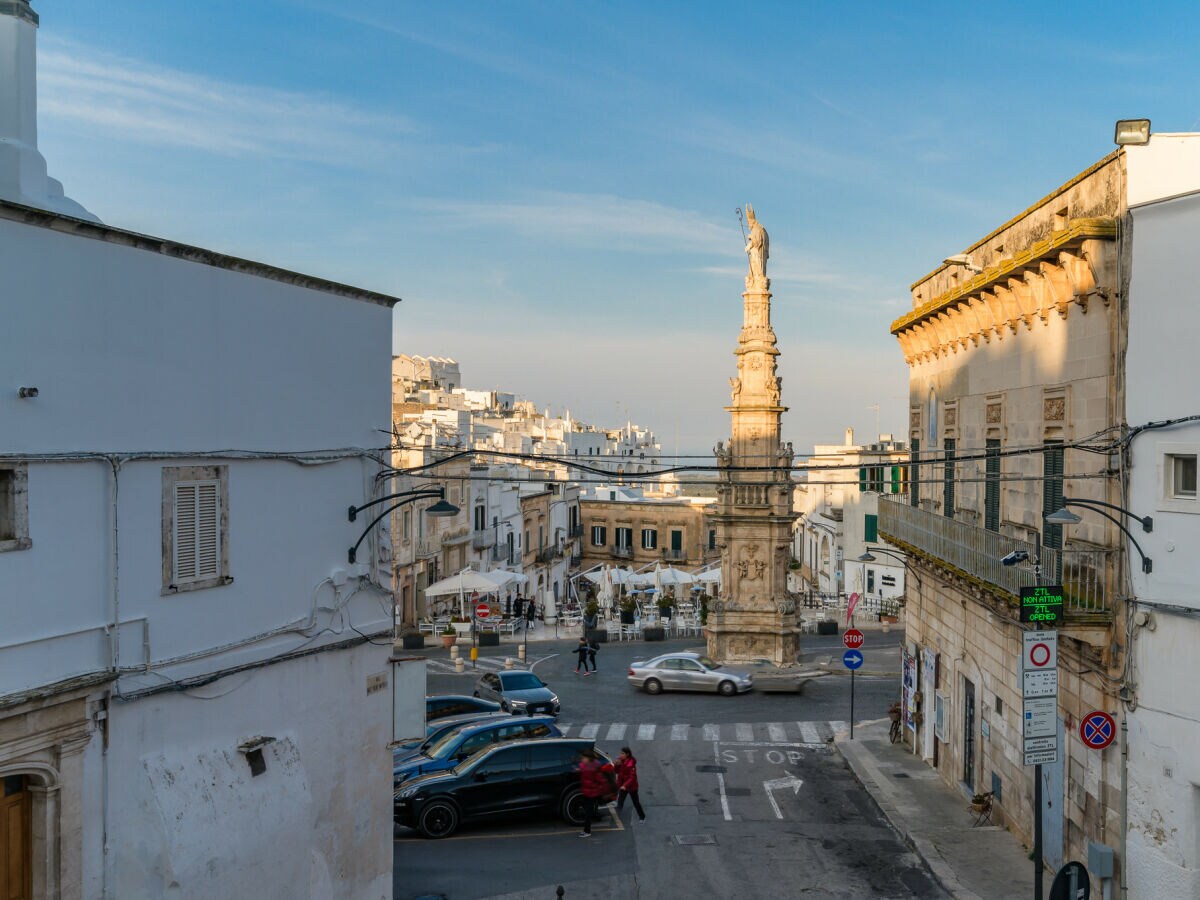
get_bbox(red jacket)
[616,756,639,792]
[579,758,615,798]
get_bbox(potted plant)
[478,629,500,647]
[450,615,472,637]
[698,593,710,626]
[642,624,666,641]
[583,599,600,631]
[657,594,675,620]
[440,624,456,648]
[399,627,425,650]
[619,597,637,625]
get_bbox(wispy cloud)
[412,192,737,256]
[38,38,425,169]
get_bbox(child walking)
[575,637,592,675]
[615,747,646,823]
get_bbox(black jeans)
[575,655,592,672]
[581,796,599,833]
[617,789,645,820]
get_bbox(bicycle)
[888,702,902,743]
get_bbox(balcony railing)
[415,540,439,558]
[491,544,512,563]
[569,524,583,538]
[662,548,687,562]
[878,495,1114,614]
[611,546,633,559]
[472,531,496,551]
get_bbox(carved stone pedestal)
[706,610,800,665]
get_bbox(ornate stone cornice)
[891,217,1117,364]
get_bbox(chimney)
[844,426,854,447]
[0,1,99,221]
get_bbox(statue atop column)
[744,202,769,286]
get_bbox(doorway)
[962,678,976,790]
[0,774,31,899]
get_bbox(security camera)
[1000,550,1029,567]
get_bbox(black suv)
[394,738,608,839]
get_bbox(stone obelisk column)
[707,204,800,665]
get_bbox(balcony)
[877,495,1114,618]
[415,540,439,558]
[472,531,496,551]
[662,548,688,562]
[537,546,561,564]
[569,524,583,538]
[611,546,633,559]
[491,544,512,563]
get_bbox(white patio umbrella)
[631,565,695,588]
[696,569,722,585]
[485,569,528,588]
[424,569,505,617]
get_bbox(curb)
[833,731,983,900]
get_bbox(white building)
[1123,134,1200,898]
[0,5,396,896]
[792,428,908,608]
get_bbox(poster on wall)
[902,649,918,733]
[921,649,937,759]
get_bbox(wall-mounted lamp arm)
[1060,497,1152,533]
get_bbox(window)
[615,527,632,549]
[475,747,525,776]
[506,532,514,563]
[708,529,716,550]
[641,528,657,550]
[942,439,956,519]
[671,530,683,552]
[474,505,486,531]
[529,745,575,769]
[985,439,1001,532]
[866,568,875,594]
[162,465,229,593]
[0,463,30,551]
[591,525,607,547]
[402,508,411,541]
[1042,441,1064,551]
[1169,454,1197,499]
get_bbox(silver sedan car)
[627,652,754,696]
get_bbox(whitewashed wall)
[1125,186,1200,898]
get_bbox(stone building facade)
[884,152,1129,881]
[579,495,716,572]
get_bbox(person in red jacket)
[577,748,615,837]
[615,746,646,823]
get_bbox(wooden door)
[0,775,31,900]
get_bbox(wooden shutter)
[864,514,878,543]
[910,440,920,507]
[985,440,1001,532]
[1043,441,1065,551]
[943,439,956,519]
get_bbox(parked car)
[473,670,560,715]
[394,714,560,786]
[394,738,611,838]
[426,694,501,721]
[626,651,753,696]
[394,712,514,759]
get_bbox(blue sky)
[35,1,1200,455]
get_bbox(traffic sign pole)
[850,667,855,740]
[841,640,865,740]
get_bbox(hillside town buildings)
[886,130,1200,896]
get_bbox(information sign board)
[1024,747,1059,765]
[1023,669,1059,698]
[1023,696,1057,738]
[1020,585,1064,625]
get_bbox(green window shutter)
[943,438,956,519]
[910,439,920,506]
[1043,440,1065,551]
[985,439,1001,532]
[890,465,900,493]
[859,467,867,492]
[864,514,878,543]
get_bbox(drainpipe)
[1120,715,1128,900]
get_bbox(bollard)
[449,644,459,659]
[518,645,526,661]
[556,888,564,899]
[504,657,514,669]
[454,657,465,673]
[470,647,478,661]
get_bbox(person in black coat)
[575,637,592,675]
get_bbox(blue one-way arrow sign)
[842,650,864,670]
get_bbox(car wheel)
[561,788,586,825]
[718,680,736,697]
[644,678,663,695]
[417,799,459,839]
[472,690,481,698]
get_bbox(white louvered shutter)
[175,480,220,583]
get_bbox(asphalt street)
[395,634,941,900]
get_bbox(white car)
[626,652,754,696]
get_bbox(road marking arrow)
[762,771,804,819]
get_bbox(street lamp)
[346,486,459,565]
[1046,497,1153,573]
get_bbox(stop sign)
[475,602,491,619]
[843,628,865,650]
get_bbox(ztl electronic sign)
[1020,585,1064,625]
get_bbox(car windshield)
[697,656,722,670]
[501,673,543,691]
[425,726,476,759]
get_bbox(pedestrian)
[577,748,616,837]
[587,637,599,672]
[526,598,537,626]
[575,637,592,675]
[514,595,525,622]
[615,747,646,823]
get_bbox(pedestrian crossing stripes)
[556,721,838,746]
[422,655,530,675]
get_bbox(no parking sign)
[1080,711,1116,750]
